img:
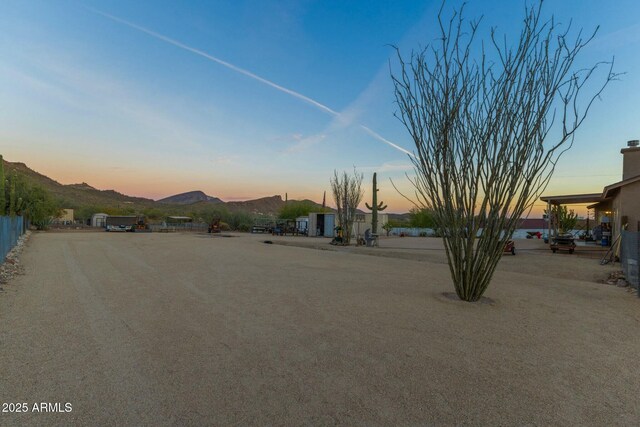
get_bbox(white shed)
[91,213,108,228]
[307,213,336,237]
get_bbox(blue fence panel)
[621,230,639,296]
[0,216,25,261]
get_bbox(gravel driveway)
[1,232,639,425]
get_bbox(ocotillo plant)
[364,173,387,234]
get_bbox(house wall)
[622,147,640,180]
[619,181,640,232]
[351,213,389,237]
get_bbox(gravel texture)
[1,232,639,426]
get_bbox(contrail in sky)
[86,6,415,157]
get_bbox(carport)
[539,193,604,241]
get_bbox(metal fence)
[148,222,210,232]
[0,215,25,261]
[390,227,436,237]
[621,231,639,296]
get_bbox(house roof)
[540,173,640,207]
[602,175,640,198]
[539,193,603,205]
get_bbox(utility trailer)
[550,234,576,254]
[105,215,141,232]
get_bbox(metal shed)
[91,213,108,228]
[307,213,335,237]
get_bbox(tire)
[552,248,557,253]
[511,247,516,255]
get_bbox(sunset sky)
[1,0,639,215]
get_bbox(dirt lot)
[1,232,639,426]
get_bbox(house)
[541,140,640,245]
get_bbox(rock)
[0,231,31,285]
[616,279,629,287]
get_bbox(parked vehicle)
[550,234,576,254]
[504,240,516,255]
[105,215,141,232]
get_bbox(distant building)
[351,212,389,237]
[305,212,389,238]
[307,213,336,237]
[53,209,74,225]
[91,213,108,228]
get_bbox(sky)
[0,0,639,216]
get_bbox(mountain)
[228,196,335,216]
[157,190,222,205]
[2,160,156,212]
[1,158,329,219]
[224,195,285,215]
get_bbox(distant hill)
[388,213,411,223]
[157,190,222,205]
[1,158,330,220]
[225,195,328,216]
[2,160,157,213]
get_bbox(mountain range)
[157,191,223,205]
[2,158,412,222]
[2,158,325,218]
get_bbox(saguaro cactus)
[365,173,387,234]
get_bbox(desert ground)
[1,231,639,426]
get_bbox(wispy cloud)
[86,6,414,157]
[0,63,85,110]
[360,161,414,173]
[283,133,327,153]
[211,155,238,165]
[9,45,210,151]
[85,6,338,116]
[590,23,640,50]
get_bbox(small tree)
[23,184,60,230]
[330,169,364,245]
[546,205,578,235]
[409,207,436,228]
[392,1,615,301]
[228,211,254,232]
[382,222,393,236]
[278,200,318,220]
